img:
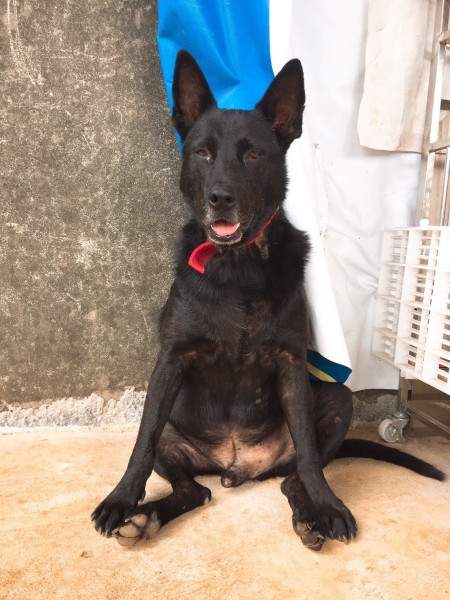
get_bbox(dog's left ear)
[172,50,217,141]
[255,59,305,152]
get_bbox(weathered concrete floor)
[1,427,449,600]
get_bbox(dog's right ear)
[172,50,217,141]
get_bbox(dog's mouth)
[211,220,240,237]
[209,220,242,245]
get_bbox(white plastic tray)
[373,227,450,394]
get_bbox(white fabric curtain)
[270,0,422,390]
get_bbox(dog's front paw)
[293,497,357,549]
[91,488,144,537]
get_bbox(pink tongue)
[211,220,239,237]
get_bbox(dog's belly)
[207,422,295,480]
[169,352,295,482]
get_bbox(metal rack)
[416,0,450,226]
[375,0,450,441]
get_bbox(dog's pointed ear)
[172,50,217,141]
[255,59,305,152]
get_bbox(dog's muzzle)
[189,207,279,273]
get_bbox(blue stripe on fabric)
[157,0,274,112]
[307,350,352,384]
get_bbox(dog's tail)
[337,439,445,481]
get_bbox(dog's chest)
[210,297,273,361]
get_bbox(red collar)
[188,207,279,274]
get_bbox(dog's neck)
[188,207,279,274]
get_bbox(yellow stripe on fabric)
[306,363,337,383]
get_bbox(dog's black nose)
[209,188,236,209]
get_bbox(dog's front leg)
[91,350,184,536]
[276,353,356,543]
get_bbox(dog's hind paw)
[292,517,325,551]
[112,511,161,548]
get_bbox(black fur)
[91,50,444,550]
[337,440,445,481]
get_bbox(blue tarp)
[158,0,274,112]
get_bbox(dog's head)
[172,50,305,247]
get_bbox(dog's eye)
[247,150,261,160]
[196,149,208,158]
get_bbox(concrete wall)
[1,2,395,427]
[1,0,185,404]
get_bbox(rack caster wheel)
[378,412,409,443]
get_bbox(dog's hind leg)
[281,382,355,551]
[312,381,353,468]
[112,423,216,547]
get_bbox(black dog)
[92,50,444,551]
